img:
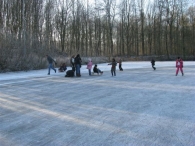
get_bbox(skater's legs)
[50,64,56,72]
[111,70,113,76]
[48,64,51,74]
[180,67,183,74]
[180,67,184,75]
[119,64,123,70]
[76,64,81,76]
[176,67,179,75]
[76,64,79,74]
[111,68,116,76]
[48,63,56,74]
[88,69,91,75]
[152,65,156,70]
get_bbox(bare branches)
[0,0,194,71]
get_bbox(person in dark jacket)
[46,55,56,75]
[74,54,82,77]
[118,58,123,71]
[65,67,75,77]
[108,58,117,76]
[151,59,156,70]
[58,63,67,72]
[93,64,103,75]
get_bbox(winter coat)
[87,61,93,69]
[47,56,55,64]
[109,61,117,70]
[74,56,82,65]
[93,66,98,73]
[151,59,155,65]
[176,59,183,68]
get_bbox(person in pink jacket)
[87,58,93,76]
[176,57,184,76]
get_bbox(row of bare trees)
[117,0,194,59]
[0,0,194,71]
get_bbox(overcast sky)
[87,0,154,5]
[87,0,194,7]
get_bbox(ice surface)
[0,61,194,146]
[0,61,194,81]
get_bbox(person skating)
[151,59,156,70]
[108,58,117,76]
[118,58,123,71]
[176,57,184,76]
[46,55,57,75]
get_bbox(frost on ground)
[0,61,195,146]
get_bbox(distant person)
[151,59,156,70]
[176,57,184,76]
[58,63,67,72]
[93,64,103,75]
[108,58,117,76]
[70,55,75,67]
[74,54,82,77]
[46,55,56,75]
[118,58,123,71]
[86,58,93,76]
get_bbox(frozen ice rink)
[0,61,195,146]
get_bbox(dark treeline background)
[0,0,194,71]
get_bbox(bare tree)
[55,0,72,52]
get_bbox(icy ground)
[0,61,194,81]
[0,61,195,146]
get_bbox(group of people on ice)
[46,54,184,77]
[150,57,184,76]
[69,54,121,77]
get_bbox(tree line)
[0,0,194,71]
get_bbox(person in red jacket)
[176,57,184,76]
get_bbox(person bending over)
[58,63,67,72]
